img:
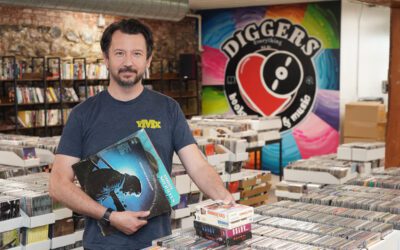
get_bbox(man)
[49,18,234,249]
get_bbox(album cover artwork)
[72,129,178,221]
[0,229,20,249]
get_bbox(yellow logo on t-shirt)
[136,119,161,129]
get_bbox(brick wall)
[0,4,198,72]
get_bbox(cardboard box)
[344,102,386,123]
[343,121,386,139]
[343,137,384,143]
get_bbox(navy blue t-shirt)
[57,88,196,249]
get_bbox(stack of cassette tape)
[194,200,253,246]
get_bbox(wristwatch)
[100,208,113,226]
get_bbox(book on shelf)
[78,85,106,99]
[62,87,79,102]
[0,57,15,80]
[72,129,180,234]
[60,61,86,80]
[86,62,108,79]
[16,109,67,128]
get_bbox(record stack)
[205,137,249,173]
[337,142,385,174]
[283,154,358,184]
[0,133,60,168]
[263,200,400,230]
[170,164,201,230]
[373,167,400,176]
[348,174,400,190]
[190,115,282,149]
[275,152,380,201]
[0,164,26,179]
[0,177,54,249]
[193,200,253,246]
[300,184,400,215]
[0,195,21,250]
[149,227,221,249]
[20,225,49,246]
[10,172,86,249]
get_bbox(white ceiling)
[189,0,333,10]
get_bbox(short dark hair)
[100,18,153,59]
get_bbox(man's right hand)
[109,210,150,235]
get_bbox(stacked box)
[194,201,253,246]
[343,102,386,142]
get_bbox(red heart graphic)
[236,53,289,116]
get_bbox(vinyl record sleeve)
[72,129,179,219]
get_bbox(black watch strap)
[101,208,113,226]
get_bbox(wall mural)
[200,1,341,172]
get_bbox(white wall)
[340,0,390,111]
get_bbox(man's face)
[104,30,151,88]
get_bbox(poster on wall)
[200,1,341,172]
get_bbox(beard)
[111,66,144,88]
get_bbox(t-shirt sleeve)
[172,102,196,152]
[56,109,83,158]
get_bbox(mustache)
[118,67,138,74]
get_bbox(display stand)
[275,190,303,200]
[53,208,73,221]
[0,150,40,167]
[35,148,55,164]
[4,247,21,250]
[74,230,84,243]
[22,240,51,250]
[171,207,191,219]
[0,216,22,232]
[21,210,55,228]
[283,168,358,185]
[370,230,400,250]
[50,233,76,249]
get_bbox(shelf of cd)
[0,150,40,167]
[22,239,51,250]
[283,168,358,185]
[5,246,21,250]
[21,210,55,228]
[171,207,191,219]
[337,143,385,162]
[74,230,84,242]
[53,207,73,221]
[35,148,55,165]
[275,190,303,200]
[369,230,400,250]
[0,216,22,232]
[50,233,76,249]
